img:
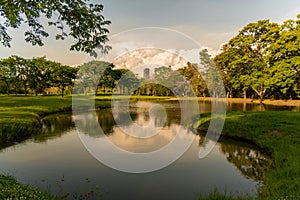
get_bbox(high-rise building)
[143,68,150,79]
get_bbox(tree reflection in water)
[199,135,273,182]
[9,100,272,183]
[37,113,75,141]
[221,142,272,182]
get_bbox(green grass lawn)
[196,111,300,200]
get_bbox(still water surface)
[0,100,283,199]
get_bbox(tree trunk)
[228,87,233,98]
[95,86,98,95]
[24,83,27,96]
[259,95,264,105]
[253,87,266,105]
[226,91,230,98]
[61,87,64,98]
[5,81,10,96]
[243,89,247,100]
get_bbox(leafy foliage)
[75,60,114,95]
[214,17,300,101]
[0,0,111,57]
[0,56,77,97]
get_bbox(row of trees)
[0,58,142,97]
[1,16,299,100]
[0,56,212,98]
[74,60,139,95]
[0,56,78,97]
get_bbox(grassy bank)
[196,111,300,200]
[0,175,61,200]
[0,95,113,142]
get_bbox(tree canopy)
[0,0,111,57]
[0,55,78,97]
[214,16,300,102]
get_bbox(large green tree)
[267,17,300,99]
[14,56,31,96]
[27,57,57,96]
[98,66,116,94]
[0,0,111,57]
[0,56,17,95]
[178,62,207,97]
[200,49,224,98]
[53,65,78,97]
[116,69,140,95]
[215,17,300,101]
[214,20,281,103]
[76,60,113,95]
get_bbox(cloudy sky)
[0,0,299,65]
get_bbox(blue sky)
[0,0,299,65]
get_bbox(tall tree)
[13,56,30,96]
[53,65,78,98]
[214,20,281,103]
[0,57,17,96]
[76,60,113,95]
[178,62,207,97]
[98,66,116,94]
[0,0,111,57]
[116,70,140,95]
[153,66,189,96]
[200,49,224,98]
[214,44,237,98]
[27,57,57,96]
[267,17,300,99]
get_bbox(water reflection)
[73,101,271,176]
[0,100,276,199]
[0,113,74,152]
[38,113,74,141]
[75,101,199,153]
[226,101,299,112]
[38,101,273,174]
[218,139,272,182]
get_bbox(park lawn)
[196,111,300,200]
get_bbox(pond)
[0,99,284,199]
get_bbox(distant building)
[143,68,150,79]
